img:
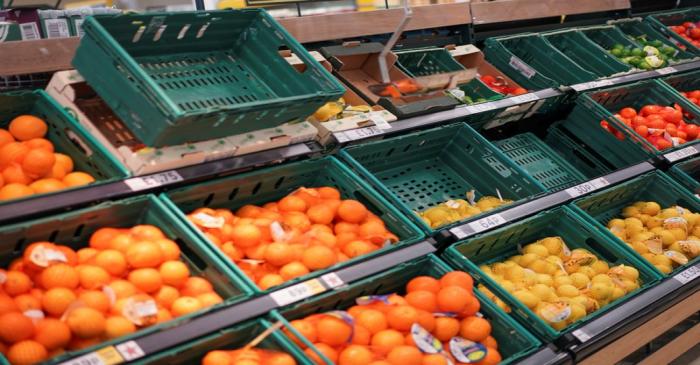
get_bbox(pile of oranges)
[0,115,96,201]
[281,271,501,365]
[203,348,296,365]
[0,224,222,365]
[187,186,399,290]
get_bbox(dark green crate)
[73,10,345,147]
[544,122,617,179]
[442,206,662,341]
[0,90,129,204]
[340,123,546,234]
[130,318,312,365]
[542,29,632,77]
[579,25,642,53]
[273,254,541,365]
[579,79,700,158]
[646,8,700,55]
[489,132,588,191]
[669,156,700,192]
[0,195,252,365]
[662,68,700,93]
[161,156,424,295]
[483,33,598,90]
[571,171,700,277]
[612,18,697,61]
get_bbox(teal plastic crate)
[442,206,662,341]
[488,132,588,192]
[578,79,700,158]
[646,8,700,55]
[572,171,700,277]
[129,318,313,365]
[340,123,546,234]
[161,156,424,295]
[669,156,700,192]
[579,24,670,70]
[483,33,598,90]
[0,90,128,204]
[73,10,345,147]
[0,195,252,365]
[611,18,697,62]
[274,254,541,365]
[542,29,632,77]
[661,68,700,94]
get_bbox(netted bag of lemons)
[477,236,641,331]
[416,190,513,229]
[606,201,700,274]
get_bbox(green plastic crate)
[0,195,252,365]
[544,122,617,179]
[0,90,128,204]
[572,171,700,277]
[661,68,700,94]
[488,132,588,192]
[161,156,424,295]
[669,156,700,192]
[73,10,345,147]
[542,29,632,77]
[579,25,642,54]
[129,318,313,364]
[340,123,546,234]
[274,254,541,365]
[483,33,598,90]
[611,18,697,62]
[578,79,700,158]
[442,206,662,341]
[646,8,700,55]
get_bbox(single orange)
[24,138,53,152]
[22,149,55,177]
[481,335,498,350]
[0,142,29,167]
[258,274,284,290]
[6,340,47,365]
[440,271,474,291]
[371,329,405,353]
[293,187,322,207]
[126,241,164,269]
[79,290,111,313]
[0,294,20,314]
[334,222,359,235]
[41,287,77,317]
[76,248,98,264]
[9,115,47,141]
[305,343,338,364]
[407,276,441,294]
[0,183,33,200]
[94,249,127,277]
[105,316,136,339]
[279,261,310,281]
[0,312,35,343]
[13,294,41,312]
[244,243,267,261]
[282,212,311,231]
[46,162,67,180]
[156,308,172,324]
[338,345,373,365]
[156,238,181,261]
[387,305,419,332]
[202,350,231,365]
[307,204,334,225]
[3,164,32,185]
[337,200,368,223]
[230,224,262,248]
[108,279,137,299]
[220,241,244,261]
[40,263,79,290]
[130,225,165,241]
[62,172,95,187]
[159,260,190,287]
[433,317,460,341]
[318,186,341,200]
[405,290,438,313]
[301,245,336,270]
[53,153,73,173]
[436,286,472,313]
[278,195,307,213]
[171,296,202,317]
[179,277,213,297]
[4,271,33,296]
[422,354,449,365]
[154,286,180,309]
[89,227,121,250]
[67,307,106,338]
[352,324,371,345]
[128,268,162,293]
[316,315,353,346]
[342,240,377,258]
[286,319,317,347]
[460,316,491,342]
[236,204,263,218]
[387,345,422,365]
[78,265,111,290]
[460,294,481,317]
[28,178,66,194]
[0,129,15,148]
[34,318,71,350]
[356,309,388,335]
[109,233,135,253]
[196,292,223,307]
[416,310,436,332]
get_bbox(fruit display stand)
[608,18,697,62]
[646,8,700,56]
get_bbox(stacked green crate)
[612,18,696,62]
[646,8,700,55]
[581,24,679,70]
[669,157,700,192]
[542,29,632,77]
[443,206,661,341]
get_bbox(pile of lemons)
[417,194,512,228]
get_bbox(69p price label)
[565,177,610,198]
[468,214,507,234]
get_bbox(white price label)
[665,145,699,162]
[270,279,325,306]
[369,113,392,130]
[321,272,344,288]
[509,93,539,104]
[656,66,677,75]
[674,265,700,284]
[449,226,469,240]
[124,171,183,191]
[573,79,614,92]
[468,214,507,234]
[343,127,384,141]
[59,353,105,365]
[466,102,494,114]
[565,177,610,198]
[572,329,592,343]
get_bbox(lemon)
[556,284,580,298]
[513,290,540,309]
[519,253,539,268]
[589,283,612,301]
[569,272,590,289]
[590,260,609,275]
[523,244,549,258]
[540,237,564,256]
[642,202,661,216]
[553,276,573,287]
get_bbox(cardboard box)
[447,44,526,93]
[0,22,22,42]
[47,70,317,175]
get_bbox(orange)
[460,294,481,317]
[356,309,387,335]
[54,245,78,266]
[40,263,79,290]
[14,294,41,312]
[221,242,244,261]
[352,325,371,345]
[0,129,15,148]
[437,286,472,313]
[387,346,422,365]
[386,305,419,332]
[316,315,353,346]
[46,163,67,180]
[42,287,77,317]
[422,354,449,365]
[370,362,393,365]
[171,296,202,317]
[282,212,311,231]
[67,307,106,338]
[202,350,232,365]
[307,204,334,225]
[268,353,296,365]
[0,312,35,343]
[433,317,460,341]
[416,310,436,332]
[236,204,263,218]
[28,178,66,194]
[460,316,491,342]
[359,220,386,238]
[0,142,29,167]
[371,329,405,352]
[0,183,33,200]
[301,245,336,270]
[156,308,172,323]
[131,225,165,241]
[278,195,307,212]
[3,164,32,185]
[126,241,164,269]
[337,200,368,223]
[76,248,98,264]
[334,222,359,234]
[475,347,501,365]
[258,274,284,290]
[24,138,53,152]
[293,187,322,207]
[305,343,338,364]
[108,279,137,299]
[230,224,262,248]
[108,233,135,253]
[89,227,122,250]
[33,318,71,350]
[62,172,95,187]
[79,290,111,313]
[159,260,190,287]
[244,244,267,261]
[9,115,47,141]
[318,186,341,200]
[78,265,111,289]
[128,268,162,293]
[196,292,223,307]
[286,319,317,347]
[154,286,180,309]
[105,316,136,339]
[4,271,33,296]
[405,290,438,312]
[481,335,498,350]
[21,149,55,177]
[440,271,474,291]
[342,240,377,258]
[53,153,74,173]
[0,294,20,314]
[338,345,373,365]
[407,276,441,294]
[94,249,127,277]
[0,173,4,188]
[156,238,181,261]
[6,340,47,365]
[264,242,294,267]
[180,277,213,297]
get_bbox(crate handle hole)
[274,177,285,190]
[74,224,85,238]
[228,188,239,201]
[177,24,191,39]
[132,25,145,43]
[66,129,93,157]
[196,23,210,39]
[203,193,214,207]
[252,182,262,195]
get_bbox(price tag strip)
[674,264,700,284]
[665,145,699,163]
[565,177,610,198]
[270,273,345,307]
[572,79,614,92]
[124,171,184,191]
[656,66,677,75]
[509,93,539,105]
[572,328,592,343]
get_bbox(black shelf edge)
[0,143,317,226]
[516,345,573,365]
[570,60,700,93]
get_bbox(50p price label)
[565,177,610,198]
[124,171,183,191]
[468,214,507,234]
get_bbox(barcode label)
[369,113,392,130]
[45,18,70,38]
[270,279,325,306]
[509,56,536,79]
[342,126,384,141]
[74,18,85,37]
[674,265,700,284]
[572,329,592,343]
[665,145,698,162]
[20,22,40,40]
[565,177,610,198]
[468,214,507,234]
[124,171,183,191]
[656,66,677,75]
